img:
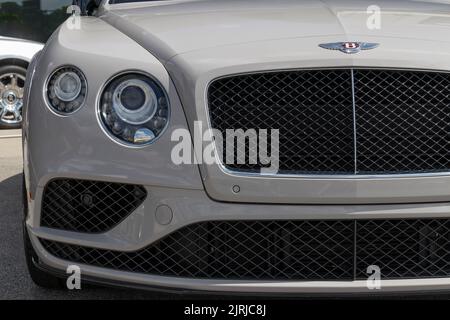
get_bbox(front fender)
[24,17,203,199]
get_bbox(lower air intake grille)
[40,179,147,233]
[40,218,450,280]
[355,219,450,279]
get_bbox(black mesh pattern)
[40,218,450,280]
[354,70,450,173]
[208,70,355,174]
[41,179,147,233]
[356,219,450,279]
[41,220,355,280]
[207,69,450,174]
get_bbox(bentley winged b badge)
[319,42,379,54]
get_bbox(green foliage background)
[0,1,69,43]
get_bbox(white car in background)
[0,36,43,128]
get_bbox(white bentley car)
[22,0,450,294]
[0,36,43,128]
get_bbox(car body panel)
[100,0,450,204]
[22,0,450,293]
[100,0,450,61]
[0,36,43,63]
[23,18,203,201]
[28,185,450,252]
[166,36,450,204]
[27,225,450,294]
[27,183,450,293]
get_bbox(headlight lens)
[47,66,87,114]
[99,73,169,146]
[113,79,157,125]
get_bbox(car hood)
[102,0,450,62]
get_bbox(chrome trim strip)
[350,69,358,175]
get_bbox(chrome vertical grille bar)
[350,68,358,174]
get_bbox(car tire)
[22,174,64,289]
[0,65,27,129]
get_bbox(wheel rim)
[0,72,26,125]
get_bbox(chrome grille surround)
[40,218,450,281]
[207,68,450,175]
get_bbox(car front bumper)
[27,183,450,294]
[29,250,450,295]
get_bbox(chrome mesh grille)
[41,179,147,233]
[41,218,450,280]
[354,70,450,173]
[207,69,450,175]
[208,70,355,174]
[356,219,450,279]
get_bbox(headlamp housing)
[46,66,87,114]
[99,73,169,146]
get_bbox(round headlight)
[46,66,87,114]
[99,73,169,146]
[54,71,82,101]
[112,79,157,125]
